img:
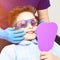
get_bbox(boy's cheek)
[34,26,37,30]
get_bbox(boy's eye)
[18,20,27,28]
[20,22,27,28]
[31,20,37,26]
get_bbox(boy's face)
[14,12,37,41]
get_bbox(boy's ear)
[35,16,38,20]
[35,16,39,25]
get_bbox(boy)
[0,6,60,60]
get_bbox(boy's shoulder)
[3,44,15,49]
[50,42,60,57]
[53,42,60,48]
[51,42,60,51]
[0,44,17,60]
[1,44,15,53]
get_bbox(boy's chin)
[25,38,35,41]
[24,34,36,41]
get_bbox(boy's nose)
[27,23,33,28]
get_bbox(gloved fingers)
[11,40,21,44]
[14,33,25,37]
[5,27,15,31]
[7,37,24,43]
[13,37,24,41]
[13,30,24,33]
[40,20,45,23]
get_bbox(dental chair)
[0,19,12,53]
[55,35,60,45]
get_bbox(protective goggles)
[14,19,38,29]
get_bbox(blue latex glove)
[40,20,45,23]
[0,27,25,43]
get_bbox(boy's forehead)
[16,12,35,22]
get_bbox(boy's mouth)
[26,31,35,34]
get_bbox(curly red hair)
[8,5,36,27]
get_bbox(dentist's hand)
[0,27,25,43]
[40,20,45,23]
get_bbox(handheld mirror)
[36,22,58,51]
